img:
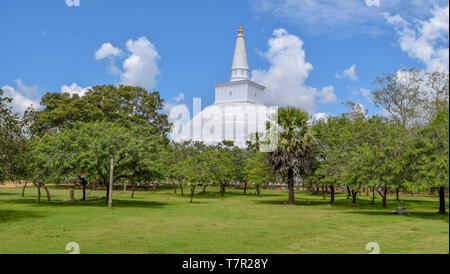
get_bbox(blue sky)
[1,0,448,118]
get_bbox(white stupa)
[173,26,276,148]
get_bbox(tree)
[229,146,248,194]
[244,151,271,196]
[29,85,171,139]
[265,107,316,205]
[33,121,165,207]
[422,69,449,123]
[311,115,352,204]
[166,141,206,196]
[214,142,235,196]
[409,110,449,213]
[0,89,23,185]
[182,148,212,203]
[372,68,423,128]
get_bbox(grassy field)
[0,185,448,254]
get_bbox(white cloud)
[95,37,161,90]
[385,5,449,71]
[164,93,186,112]
[252,0,447,36]
[173,93,185,102]
[311,112,329,122]
[95,43,122,60]
[1,79,40,115]
[251,28,337,113]
[61,83,91,97]
[317,86,337,104]
[335,64,358,81]
[95,43,123,75]
[65,0,80,7]
[359,88,372,102]
[121,37,160,89]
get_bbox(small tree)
[244,151,271,196]
[409,110,449,213]
[33,121,165,207]
[266,107,316,205]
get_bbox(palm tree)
[265,106,316,205]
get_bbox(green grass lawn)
[0,185,448,254]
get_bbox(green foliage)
[409,109,449,191]
[0,89,24,183]
[32,121,166,186]
[372,68,423,127]
[29,85,171,139]
[244,151,271,195]
[266,106,316,178]
[265,106,316,204]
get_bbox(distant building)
[174,26,276,148]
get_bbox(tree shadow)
[0,209,45,224]
[2,198,169,209]
[252,199,332,206]
[344,210,449,222]
[194,190,284,199]
[0,192,18,196]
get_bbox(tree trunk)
[243,183,247,195]
[131,183,136,198]
[439,186,446,213]
[105,184,109,205]
[375,186,387,208]
[330,185,335,204]
[108,156,114,208]
[346,186,351,199]
[287,169,295,205]
[202,184,207,193]
[377,185,387,208]
[82,182,86,201]
[220,183,225,196]
[34,182,41,204]
[172,181,177,194]
[179,182,184,196]
[372,187,376,204]
[21,181,28,197]
[256,185,261,196]
[396,188,399,201]
[69,187,75,201]
[190,185,196,203]
[321,186,326,200]
[40,183,51,201]
[351,190,357,206]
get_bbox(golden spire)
[238,25,243,36]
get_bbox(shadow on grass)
[2,197,169,209]
[345,210,449,222]
[194,190,284,199]
[252,195,449,222]
[0,192,18,196]
[0,209,45,224]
